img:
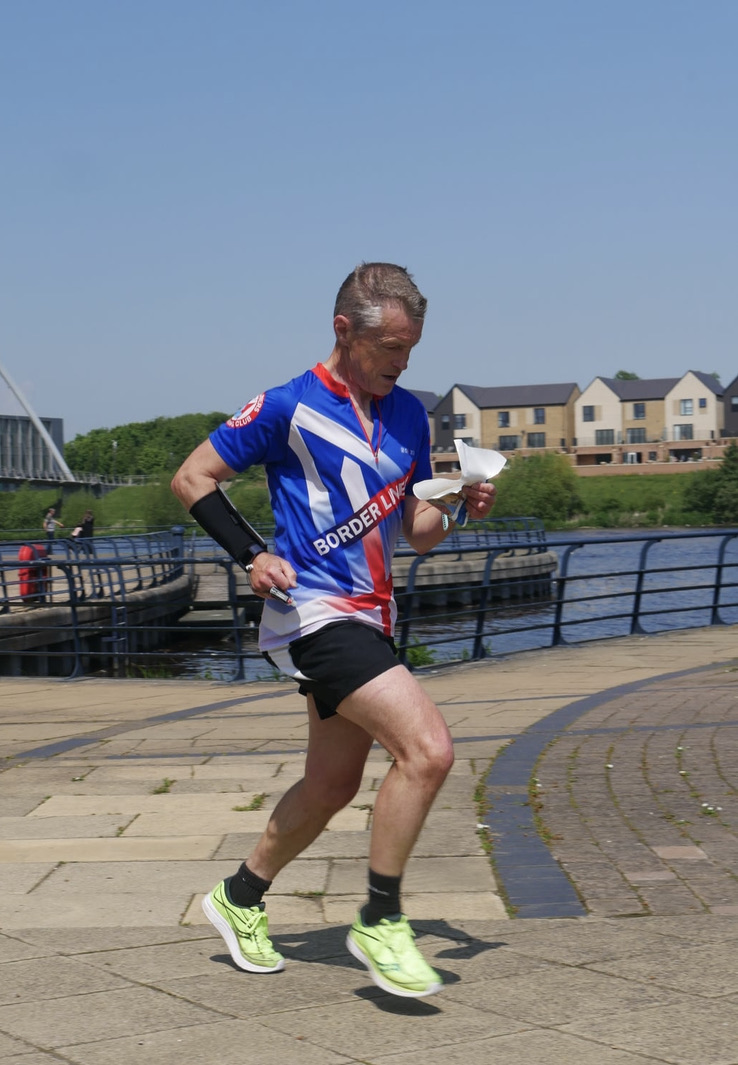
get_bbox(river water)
[154,529,738,682]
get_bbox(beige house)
[431,382,580,471]
[575,377,678,453]
[664,371,723,444]
[574,373,724,467]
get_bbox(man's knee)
[405,728,454,785]
[428,732,455,780]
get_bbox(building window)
[595,429,615,445]
[627,428,646,443]
[499,435,520,450]
[674,424,693,441]
[441,415,450,430]
[498,411,510,428]
[453,413,466,429]
[680,398,693,416]
[732,397,738,412]
[633,403,645,419]
[533,407,545,425]
[699,397,707,409]
[582,405,594,422]
[528,433,546,448]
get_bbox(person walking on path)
[172,262,496,998]
[43,507,63,547]
[71,510,95,540]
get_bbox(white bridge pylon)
[0,359,75,482]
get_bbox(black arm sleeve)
[189,486,267,569]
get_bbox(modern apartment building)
[573,372,725,467]
[574,376,678,465]
[431,383,580,471]
[664,371,724,444]
[424,371,731,475]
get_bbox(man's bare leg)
[337,664,454,877]
[202,698,374,974]
[339,664,454,998]
[246,698,374,882]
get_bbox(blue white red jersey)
[209,363,432,662]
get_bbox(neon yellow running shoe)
[202,880,284,973]
[347,913,443,998]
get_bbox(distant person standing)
[72,510,95,540]
[43,507,63,546]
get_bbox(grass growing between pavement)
[473,752,520,917]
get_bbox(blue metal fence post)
[551,544,581,645]
[472,549,504,659]
[170,525,185,579]
[630,539,662,634]
[223,560,246,681]
[711,532,738,625]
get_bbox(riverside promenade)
[2,625,738,1064]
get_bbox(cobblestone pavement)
[536,663,738,918]
[483,656,738,919]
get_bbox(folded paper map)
[413,440,507,524]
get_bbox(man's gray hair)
[334,262,427,334]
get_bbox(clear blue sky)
[2,0,736,441]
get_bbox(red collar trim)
[311,362,382,404]
[312,362,350,397]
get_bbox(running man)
[171,262,496,997]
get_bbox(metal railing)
[394,529,738,667]
[0,531,190,679]
[0,531,185,610]
[1,525,736,681]
[395,516,548,556]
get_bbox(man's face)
[337,306,423,398]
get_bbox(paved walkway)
[1,626,738,1064]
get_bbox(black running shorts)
[284,620,399,720]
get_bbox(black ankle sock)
[362,869,402,925]
[226,862,272,908]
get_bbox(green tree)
[138,443,171,475]
[141,478,190,529]
[713,441,738,523]
[683,442,738,524]
[229,484,273,528]
[62,490,101,532]
[64,412,228,476]
[492,452,581,526]
[714,481,738,524]
[614,370,640,380]
[0,485,60,536]
[682,467,720,517]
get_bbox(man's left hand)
[462,481,497,521]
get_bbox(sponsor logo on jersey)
[227,393,265,428]
[312,471,412,556]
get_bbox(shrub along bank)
[2,445,737,539]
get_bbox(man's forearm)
[403,501,455,555]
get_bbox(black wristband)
[189,488,267,568]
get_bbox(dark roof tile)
[455,382,579,407]
[599,377,680,400]
[406,388,441,412]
